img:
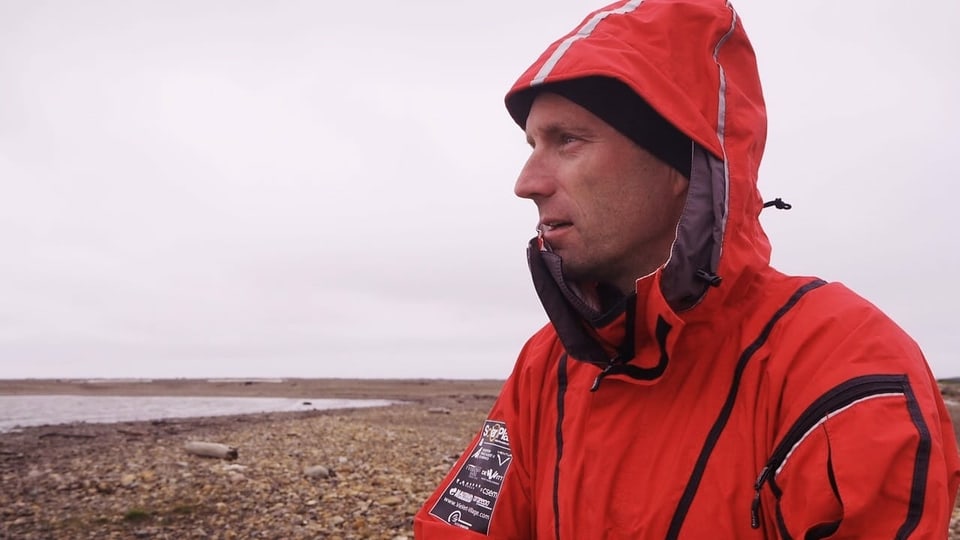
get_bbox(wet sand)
[0,378,956,539]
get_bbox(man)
[415,0,960,538]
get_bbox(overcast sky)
[1,0,957,380]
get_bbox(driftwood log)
[184,441,238,460]
[38,432,96,439]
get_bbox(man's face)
[515,92,689,294]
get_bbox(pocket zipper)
[750,374,907,528]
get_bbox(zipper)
[590,356,622,391]
[750,374,907,528]
[589,315,672,392]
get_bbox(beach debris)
[427,407,451,415]
[38,431,96,439]
[120,474,137,488]
[227,472,246,482]
[303,465,334,479]
[184,441,238,460]
[95,481,115,494]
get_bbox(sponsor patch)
[429,419,512,534]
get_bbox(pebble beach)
[0,379,498,539]
[1,378,957,539]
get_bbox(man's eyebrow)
[526,122,593,145]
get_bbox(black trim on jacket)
[664,278,827,539]
[761,374,909,539]
[553,353,569,540]
[590,315,672,391]
[747,373,931,538]
[896,380,932,539]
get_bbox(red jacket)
[416,1,960,538]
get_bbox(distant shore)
[0,377,505,400]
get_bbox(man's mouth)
[540,221,572,232]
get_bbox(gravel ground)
[0,379,957,539]
[0,397,491,539]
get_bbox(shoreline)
[0,377,504,401]
[0,395,399,434]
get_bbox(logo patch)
[429,419,512,534]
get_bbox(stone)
[119,474,137,488]
[304,465,332,479]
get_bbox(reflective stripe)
[712,2,739,147]
[531,0,644,85]
[774,392,904,476]
[711,1,738,262]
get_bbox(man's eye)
[560,134,579,144]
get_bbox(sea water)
[0,395,394,433]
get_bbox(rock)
[120,474,137,488]
[427,407,451,415]
[329,515,346,526]
[379,495,403,506]
[304,465,332,478]
[184,441,238,460]
[95,481,114,494]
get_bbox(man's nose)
[514,153,554,200]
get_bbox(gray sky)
[1,0,957,380]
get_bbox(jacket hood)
[506,0,774,366]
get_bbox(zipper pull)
[590,357,620,392]
[751,465,770,529]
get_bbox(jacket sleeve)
[414,344,539,539]
[759,291,960,539]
